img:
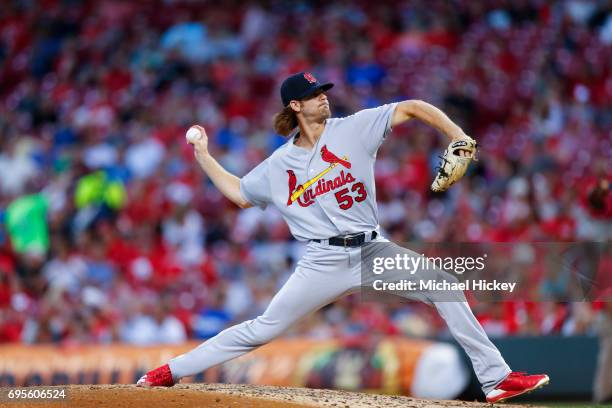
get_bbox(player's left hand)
[431,136,478,192]
[451,134,477,157]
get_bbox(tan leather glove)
[431,137,478,192]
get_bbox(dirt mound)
[2,384,538,408]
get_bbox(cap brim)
[299,82,334,100]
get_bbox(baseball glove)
[431,137,478,192]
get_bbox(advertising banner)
[0,338,467,399]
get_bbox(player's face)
[299,90,331,121]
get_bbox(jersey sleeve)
[350,103,398,156]
[240,159,272,209]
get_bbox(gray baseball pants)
[169,239,511,394]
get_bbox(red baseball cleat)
[136,364,175,387]
[486,372,550,403]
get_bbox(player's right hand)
[188,125,210,162]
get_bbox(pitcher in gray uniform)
[137,72,549,403]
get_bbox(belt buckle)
[343,237,349,248]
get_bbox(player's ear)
[289,100,301,113]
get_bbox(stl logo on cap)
[303,72,317,83]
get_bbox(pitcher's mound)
[3,384,537,408]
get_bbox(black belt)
[313,231,377,247]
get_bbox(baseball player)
[137,72,549,403]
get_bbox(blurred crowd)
[0,0,610,345]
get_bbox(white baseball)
[186,127,202,143]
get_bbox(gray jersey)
[240,103,398,241]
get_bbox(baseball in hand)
[186,127,202,143]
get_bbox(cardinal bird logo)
[286,145,354,206]
[286,169,298,206]
[320,145,351,169]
